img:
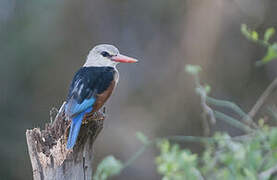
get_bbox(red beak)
[111,54,138,63]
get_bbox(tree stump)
[26,102,105,180]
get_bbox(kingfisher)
[65,44,138,149]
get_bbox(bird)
[65,44,138,149]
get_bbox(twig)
[201,113,211,136]
[248,78,277,119]
[192,73,216,130]
[50,107,59,123]
[192,72,256,132]
[197,88,216,125]
[55,101,66,121]
[206,97,246,118]
[206,97,257,128]
[122,142,152,169]
[214,111,253,133]
[165,135,214,144]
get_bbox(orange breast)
[91,80,116,112]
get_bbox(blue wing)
[65,74,97,117]
[65,97,95,117]
[67,107,93,149]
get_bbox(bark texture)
[26,102,105,180]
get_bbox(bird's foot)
[83,111,105,125]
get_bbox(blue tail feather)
[66,107,93,149]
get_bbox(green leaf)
[241,24,259,42]
[251,31,259,41]
[258,43,277,65]
[185,65,202,75]
[269,128,277,149]
[241,24,252,39]
[258,119,265,127]
[157,139,170,153]
[204,84,211,94]
[93,156,123,180]
[264,27,275,43]
[136,132,149,144]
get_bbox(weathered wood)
[26,102,105,180]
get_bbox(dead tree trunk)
[26,102,105,180]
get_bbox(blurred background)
[1,0,277,179]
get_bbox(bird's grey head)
[84,44,138,67]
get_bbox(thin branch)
[197,88,216,125]
[207,97,247,118]
[248,78,277,119]
[193,73,216,130]
[165,135,214,144]
[201,113,211,136]
[193,73,256,132]
[214,111,253,133]
[50,107,58,123]
[206,97,257,128]
[122,142,152,169]
[55,102,66,120]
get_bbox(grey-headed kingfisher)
[65,44,138,149]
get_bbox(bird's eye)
[101,51,110,57]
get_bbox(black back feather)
[67,66,116,104]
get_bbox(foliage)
[156,140,200,180]
[241,24,277,66]
[185,65,202,76]
[156,126,277,180]
[95,125,277,180]
[93,26,277,180]
[93,63,277,180]
[93,156,123,180]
